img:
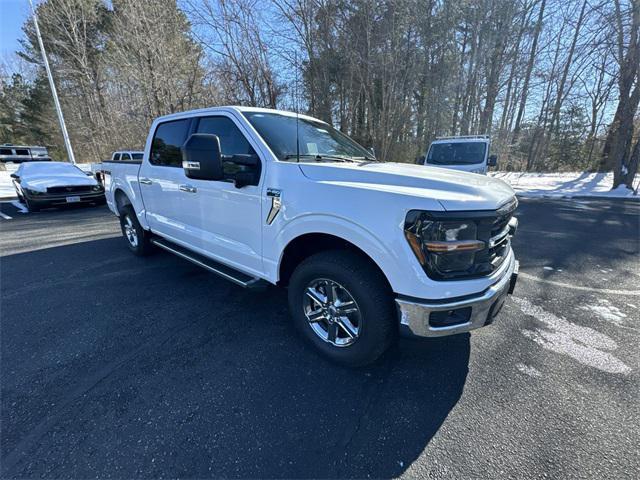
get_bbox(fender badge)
[266,188,282,224]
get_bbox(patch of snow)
[626,303,637,309]
[0,163,19,198]
[516,363,542,378]
[543,266,554,271]
[580,299,628,327]
[490,172,638,199]
[514,297,631,374]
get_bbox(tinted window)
[122,153,132,161]
[151,119,191,167]
[196,116,255,156]
[132,153,143,160]
[15,149,29,156]
[0,148,11,155]
[113,153,121,161]
[196,116,259,182]
[427,142,487,165]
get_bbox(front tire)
[288,250,396,366]
[119,205,153,256]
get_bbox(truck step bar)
[151,237,267,289]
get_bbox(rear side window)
[0,148,11,155]
[132,153,143,160]
[15,149,29,156]
[151,119,191,167]
[121,153,132,161]
[113,153,121,161]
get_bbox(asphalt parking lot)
[1,198,639,478]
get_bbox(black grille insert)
[46,185,93,194]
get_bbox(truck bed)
[101,160,143,217]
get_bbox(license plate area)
[66,196,81,203]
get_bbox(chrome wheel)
[303,278,361,347]
[123,215,138,247]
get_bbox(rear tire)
[288,250,396,367]
[119,205,153,256]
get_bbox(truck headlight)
[404,211,485,278]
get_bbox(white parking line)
[10,201,28,213]
[0,211,12,220]
[519,271,640,296]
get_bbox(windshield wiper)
[284,153,352,162]
[283,153,359,163]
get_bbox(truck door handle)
[179,184,197,193]
[139,178,152,185]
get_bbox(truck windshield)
[427,142,487,165]
[243,112,376,162]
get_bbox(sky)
[1,0,31,63]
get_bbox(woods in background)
[0,0,638,189]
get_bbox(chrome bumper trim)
[396,254,517,338]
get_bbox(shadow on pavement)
[1,238,470,478]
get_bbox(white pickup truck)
[103,107,518,366]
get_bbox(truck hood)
[298,162,515,211]
[22,174,98,193]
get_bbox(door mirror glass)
[487,154,498,167]
[182,134,224,180]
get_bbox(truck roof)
[153,106,327,126]
[431,135,490,144]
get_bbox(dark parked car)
[11,162,105,212]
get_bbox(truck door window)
[122,153,132,161]
[196,116,259,181]
[113,153,121,161]
[150,119,190,167]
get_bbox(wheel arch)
[113,188,132,216]
[277,232,393,292]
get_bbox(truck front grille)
[469,199,517,277]
[46,186,93,194]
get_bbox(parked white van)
[422,136,497,174]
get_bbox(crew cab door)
[138,118,193,242]
[181,114,263,275]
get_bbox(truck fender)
[271,214,410,293]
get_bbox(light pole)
[28,0,76,164]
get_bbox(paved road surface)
[1,198,638,478]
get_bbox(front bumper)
[24,191,105,207]
[396,255,518,338]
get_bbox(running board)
[151,237,267,289]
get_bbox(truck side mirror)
[10,173,19,179]
[181,134,224,181]
[487,154,498,167]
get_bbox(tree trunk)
[513,0,546,139]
